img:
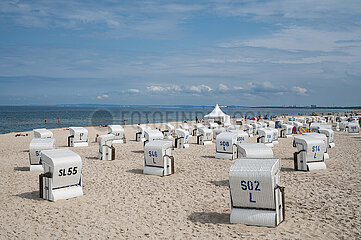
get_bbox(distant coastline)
[251,106,361,110]
[0,104,360,110]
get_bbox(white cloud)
[233,86,244,90]
[212,0,361,24]
[222,26,361,53]
[128,88,140,93]
[96,94,109,100]
[0,1,203,39]
[262,81,274,89]
[189,84,213,93]
[146,84,213,94]
[292,86,308,95]
[147,85,182,92]
[168,85,182,91]
[219,84,229,91]
[147,86,166,91]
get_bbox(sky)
[0,0,361,106]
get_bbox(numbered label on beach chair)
[219,141,231,152]
[312,145,321,159]
[148,151,159,164]
[240,180,261,203]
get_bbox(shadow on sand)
[281,167,296,172]
[209,180,229,187]
[188,212,230,224]
[131,150,144,154]
[14,166,30,171]
[16,191,42,201]
[201,155,215,159]
[126,169,143,175]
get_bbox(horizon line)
[0,104,360,109]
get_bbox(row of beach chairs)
[25,117,359,228]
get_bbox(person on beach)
[123,120,126,126]
[15,133,28,137]
[45,118,47,124]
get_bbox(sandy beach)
[1,122,360,239]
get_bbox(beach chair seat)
[29,138,55,171]
[98,134,116,160]
[108,125,126,143]
[68,127,88,147]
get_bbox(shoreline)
[3,109,360,135]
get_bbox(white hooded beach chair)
[144,129,164,146]
[98,134,116,160]
[107,125,126,143]
[212,127,226,143]
[39,149,83,202]
[175,128,189,148]
[293,135,326,171]
[280,124,293,138]
[237,143,273,159]
[339,121,348,132]
[348,122,359,135]
[29,138,55,171]
[33,128,53,139]
[163,123,175,139]
[303,133,329,160]
[215,132,238,160]
[270,128,279,144]
[193,123,205,136]
[332,122,340,131]
[197,127,213,145]
[227,125,240,131]
[229,158,285,227]
[243,124,254,137]
[144,140,174,177]
[136,125,151,142]
[229,130,249,145]
[257,128,274,147]
[318,128,335,148]
[68,127,88,147]
[251,122,259,135]
[180,123,192,135]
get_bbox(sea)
[0,106,349,134]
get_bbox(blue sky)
[1,0,361,106]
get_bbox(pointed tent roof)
[205,104,228,118]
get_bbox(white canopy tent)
[204,104,231,125]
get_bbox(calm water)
[0,106,347,134]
